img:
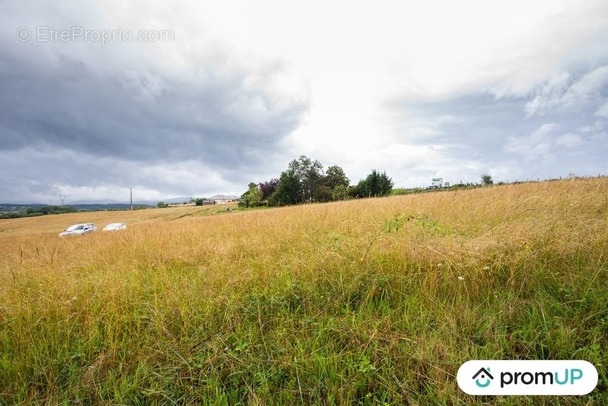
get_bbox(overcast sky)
[1,0,608,203]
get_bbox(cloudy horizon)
[1,0,608,204]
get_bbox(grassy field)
[1,178,607,405]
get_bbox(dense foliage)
[0,205,78,219]
[240,155,393,207]
[355,169,394,198]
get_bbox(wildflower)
[482,266,490,271]
[458,276,465,281]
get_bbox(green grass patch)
[1,178,607,404]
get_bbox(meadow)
[0,178,607,405]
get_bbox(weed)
[0,178,607,404]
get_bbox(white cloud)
[2,0,608,201]
[524,71,572,117]
[580,119,605,133]
[556,133,583,148]
[503,120,607,179]
[595,102,608,118]
[525,65,608,116]
[505,123,558,159]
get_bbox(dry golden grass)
[0,178,607,404]
[0,204,228,236]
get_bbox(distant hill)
[0,203,151,215]
[0,203,47,212]
[69,203,151,211]
[0,194,240,212]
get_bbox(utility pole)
[130,188,133,210]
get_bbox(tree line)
[0,205,78,219]
[240,155,393,207]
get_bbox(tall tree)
[481,174,493,186]
[324,165,350,189]
[288,155,324,202]
[240,182,263,207]
[331,184,350,201]
[245,156,369,206]
[357,170,393,197]
[269,169,301,206]
[259,179,278,201]
[377,171,394,195]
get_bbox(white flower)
[458,276,465,281]
[482,266,490,271]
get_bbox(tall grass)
[1,178,607,404]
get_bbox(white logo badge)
[457,360,598,395]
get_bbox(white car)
[103,223,127,231]
[59,223,98,237]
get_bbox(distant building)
[168,202,195,207]
[431,177,443,188]
[208,194,239,204]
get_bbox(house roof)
[208,194,238,201]
[472,368,494,380]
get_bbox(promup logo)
[457,360,598,395]
[472,367,494,388]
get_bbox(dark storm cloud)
[1,0,607,202]
[0,0,310,203]
[0,45,308,167]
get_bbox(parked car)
[103,223,127,231]
[59,223,97,237]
